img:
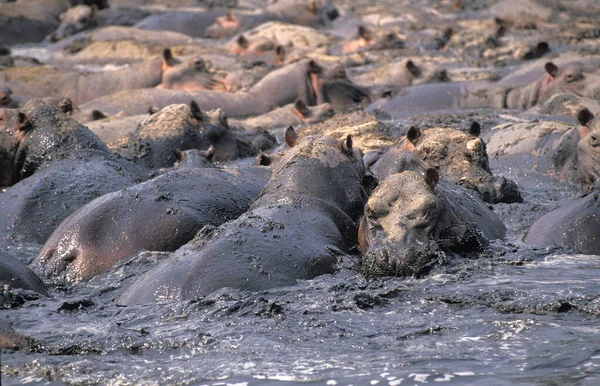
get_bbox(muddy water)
[2,112,599,385]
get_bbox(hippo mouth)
[361,241,445,278]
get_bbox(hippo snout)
[362,242,443,278]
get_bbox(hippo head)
[292,99,334,124]
[308,60,370,110]
[342,26,405,54]
[158,49,227,92]
[398,124,522,204]
[227,35,285,66]
[0,87,17,108]
[404,60,449,86]
[49,5,99,42]
[205,11,241,39]
[359,169,447,277]
[174,146,215,170]
[576,108,600,185]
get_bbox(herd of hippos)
[1,0,599,347]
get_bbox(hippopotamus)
[35,166,271,283]
[205,0,339,39]
[575,108,600,186]
[0,320,36,350]
[359,167,506,277]
[229,99,334,130]
[76,59,368,118]
[371,124,523,204]
[0,102,142,243]
[523,191,600,255]
[0,87,18,108]
[118,128,373,304]
[368,61,600,116]
[134,8,229,38]
[48,4,152,41]
[0,0,70,44]
[173,147,215,169]
[226,35,285,67]
[338,25,405,54]
[1,252,49,297]
[1,49,222,105]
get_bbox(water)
[2,157,599,385]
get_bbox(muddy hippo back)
[35,167,271,283]
[118,129,372,304]
[523,191,600,255]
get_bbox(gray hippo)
[1,49,222,105]
[0,102,142,243]
[368,61,600,116]
[1,252,49,297]
[0,0,70,44]
[118,127,373,304]
[523,191,600,255]
[371,125,523,204]
[134,8,228,38]
[575,108,600,186]
[35,166,271,283]
[173,147,215,170]
[338,25,405,54]
[359,167,506,277]
[76,59,368,118]
[228,99,334,130]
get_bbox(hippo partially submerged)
[359,168,506,277]
[118,128,373,304]
[371,125,523,204]
[35,166,271,283]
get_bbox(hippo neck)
[128,57,165,87]
[250,60,317,107]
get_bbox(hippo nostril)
[327,9,339,21]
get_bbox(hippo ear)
[544,62,558,78]
[362,172,379,195]
[285,126,299,148]
[308,60,322,74]
[147,105,160,115]
[276,45,285,64]
[237,35,249,49]
[406,126,421,145]
[15,112,32,134]
[469,121,481,137]
[358,25,372,41]
[218,110,229,127]
[91,110,107,120]
[536,42,549,54]
[307,0,318,13]
[162,48,177,67]
[58,97,73,114]
[204,145,215,161]
[190,100,203,122]
[175,149,184,162]
[294,99,311,117]
[90,4,98,18]
[424,168,439,189]
[405,60,420,77]
[342,135,353,154]
[256,151,272,166]
[577,108,595,127]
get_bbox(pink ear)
[285,126,299,147]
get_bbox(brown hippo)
[0,49,222,105]
[359,167,506,277]
[0,102,143,243]
[575,108,600,186]
[229,99,334,130]
[0,0,70,44]
[118,128,373,304]
[339,25,405,54]
[368,61,600,116]
[371,124,523,204]
[173,147,215,170]
[76,59,368,118]
[523,191,600,255]
[205,0,339,39]
[35,166,271,283]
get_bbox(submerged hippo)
[338,25,405,54]
[0,102,142,243]
[359,168,506,277]
[77,59,368,118]
[35,167,271,283]
[1,252,49,297]
[523,191,600,255]
[1,49,222,105]
[229,99,334,130]
[118,128,373,304]
[371,124,523,204]
[173,147,215,169]
[369,61,600,116]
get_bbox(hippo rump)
[0,49,222,105]
[0,103,142,243]
[76,59,368,118]
[371,124,523,204]
[0,252,49,297]
[118,128,373,304]
[368,61,600,116]
[523,191,600,255]
[35,166,271,283]
[359,168,506,277]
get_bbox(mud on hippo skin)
[575,108,600,186]
[371,124,523,204]
[338,25,405,54]
[226,35,285,67]
[173,147,215,169]
[523,190,600,255]
[35,166,271,283]
[1,252,49,298]
[359,168,506,277]
[118,128,373,304]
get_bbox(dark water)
[2,143,599,385]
